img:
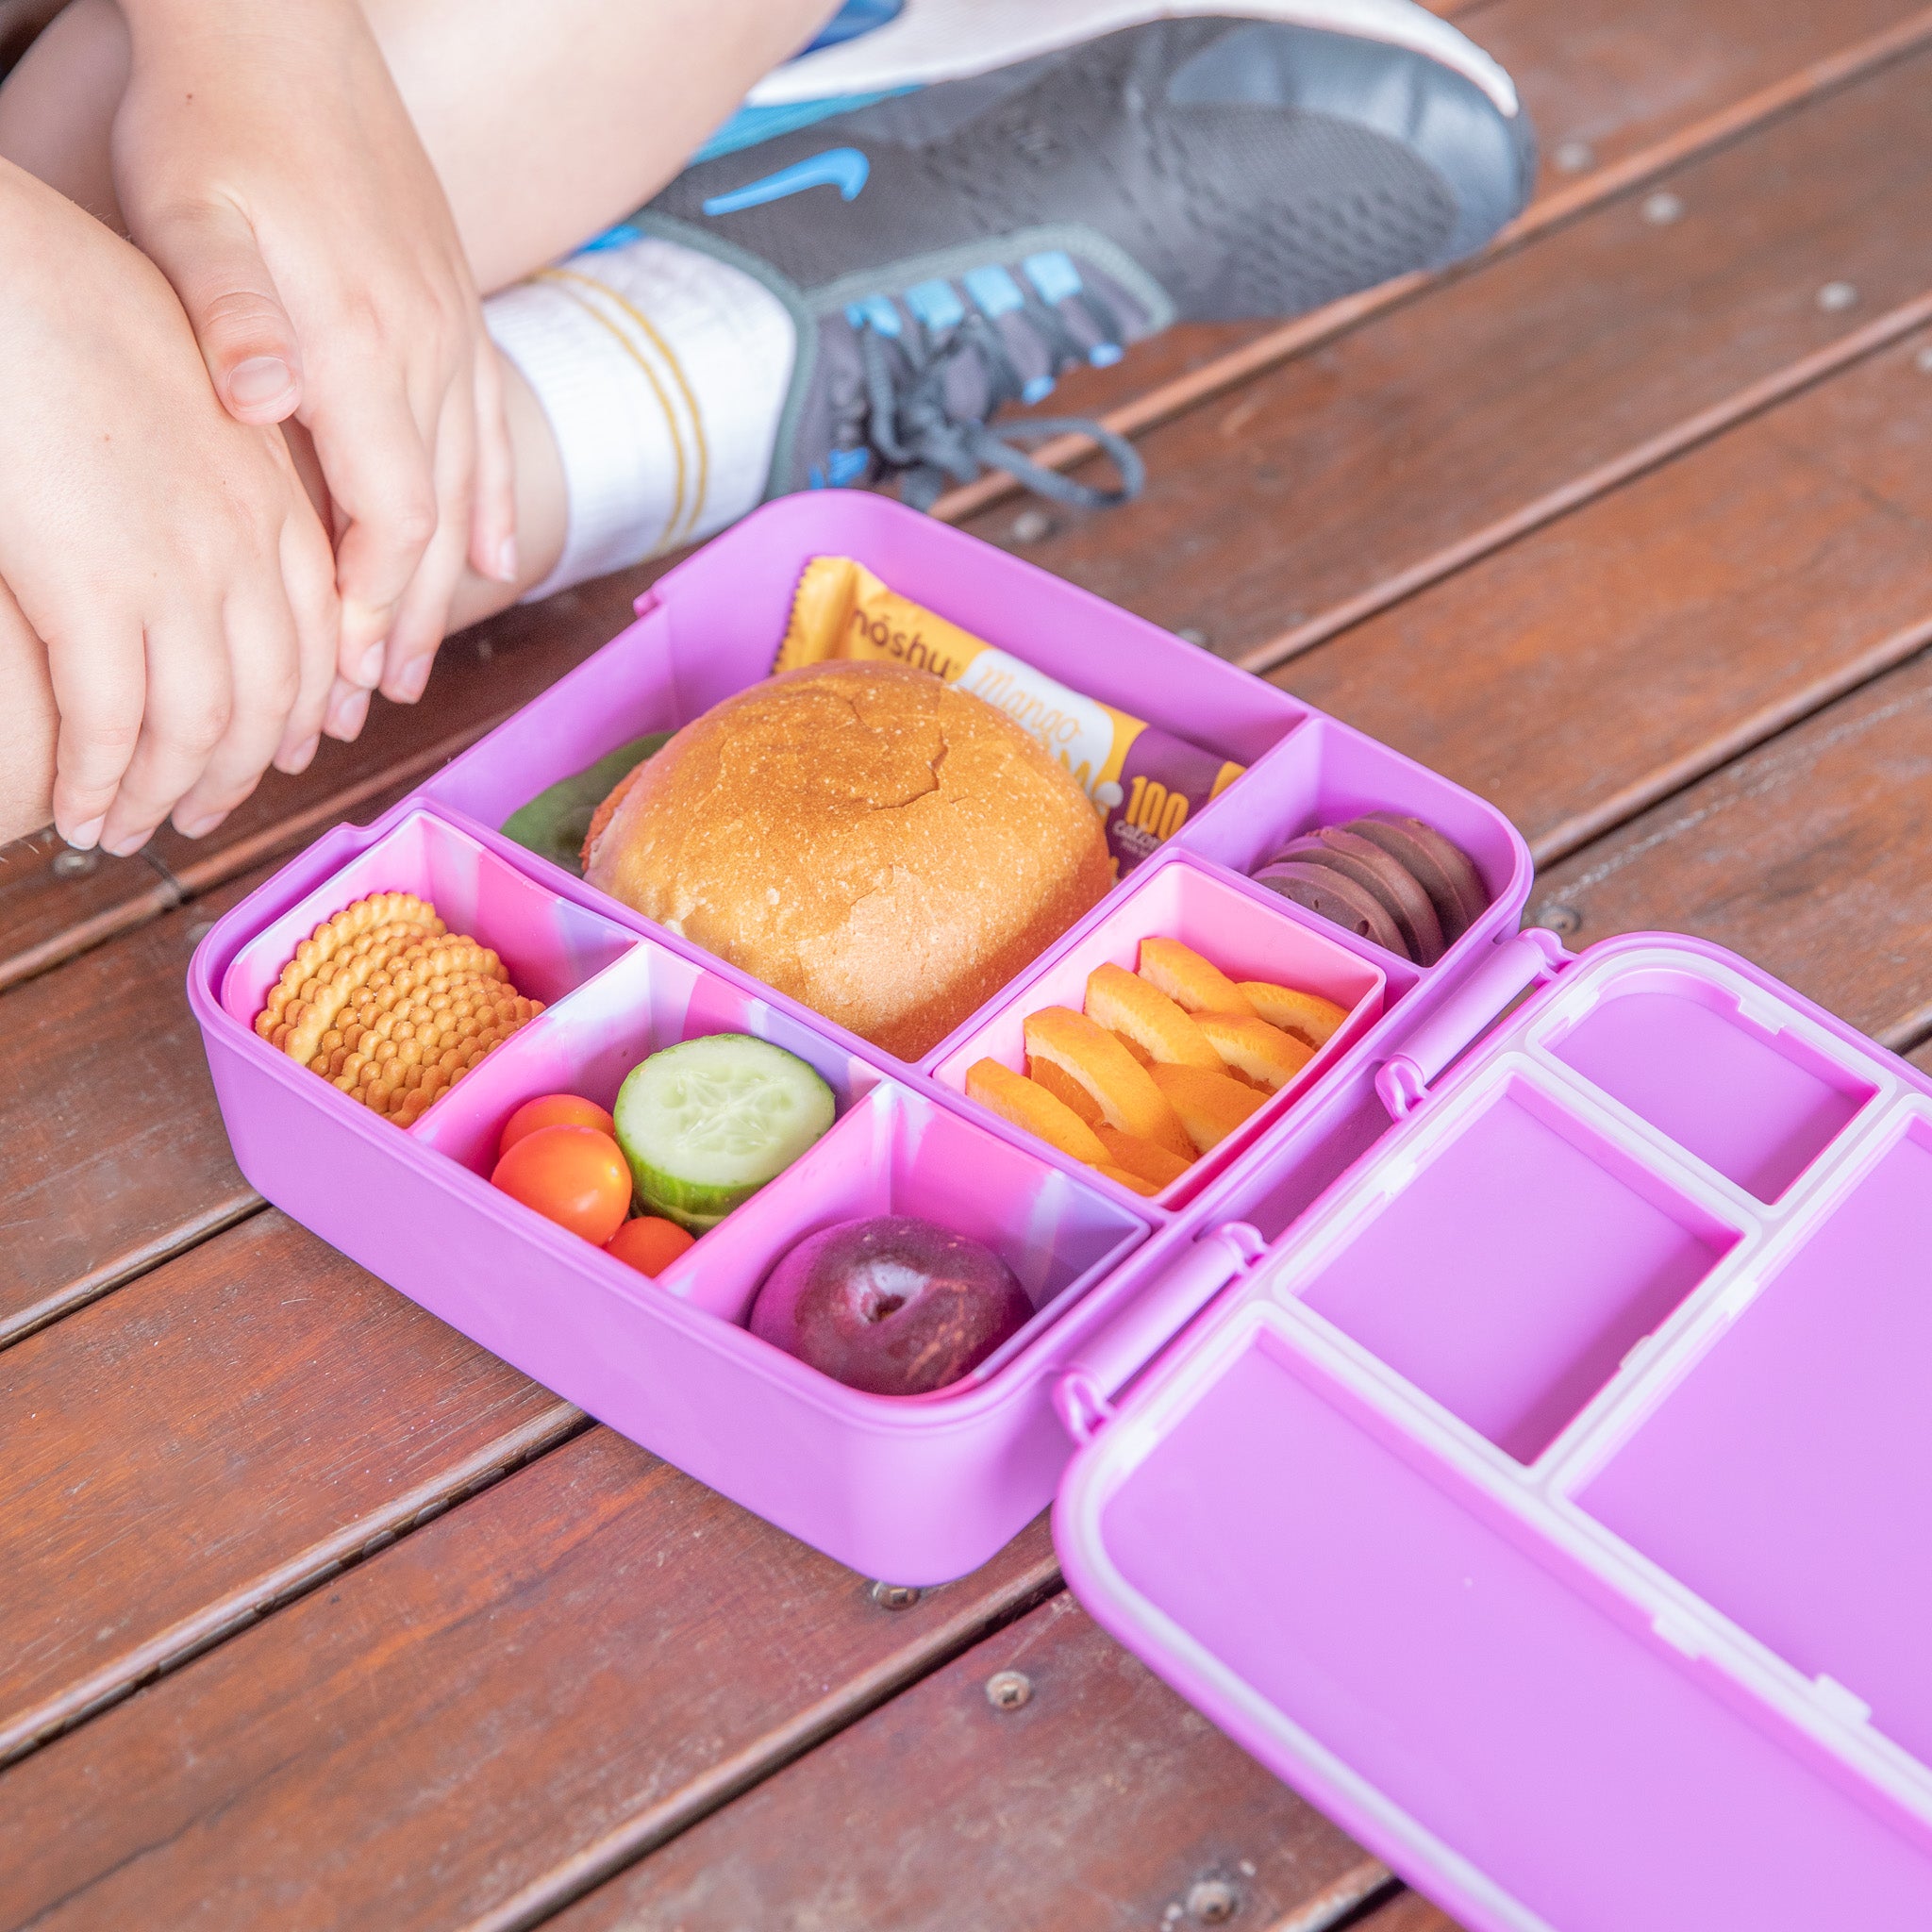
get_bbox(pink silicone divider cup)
[1052,933,1932,1931]
[662,1082,1149,1376]
[928,847,1387,1208]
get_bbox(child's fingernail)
[493,536,519,584]
[326,686,371,740]
[355,641,386,687]
[64,816,105,852]
[229,356,293,409]
[173,809,226,840]
[102,828,150,858]
[278,734,322,775]
[391,656,433,703]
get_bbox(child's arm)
[0,157,339,854]
[109,0,516,710]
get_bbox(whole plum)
[750,1216,1034,1396]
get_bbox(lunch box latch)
[1054,1222,1269,1444]
[1376,927,1574,1120]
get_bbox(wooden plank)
[1527,648,1932,1050]
[0,871,257,1345]
[0,772,426,1345]
[1276,329,1932,865]
[960,39,1932,673]
[0,1428,1058,1932]
[548,1591,1382,1932]
[0,832,179,997]
[0,564,656,995]
[0,1210,579,1770]
[941,0,1932,530]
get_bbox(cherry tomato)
[605,1216,697,1277]
[499,1092,617,1159]
[491,1124,630,1245]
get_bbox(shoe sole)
[750,0,1518,119]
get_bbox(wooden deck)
[7,2,1932,1924]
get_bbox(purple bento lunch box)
[191,494,1932,1927]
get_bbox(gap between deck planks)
[5,0,1930,1000]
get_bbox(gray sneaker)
[638,8,1534,510]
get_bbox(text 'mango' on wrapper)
[777,557,1242,872]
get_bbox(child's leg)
[0,0,839,292]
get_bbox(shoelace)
[848,307,1146,512]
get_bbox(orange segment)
[966,1059,1109,1165]
[1137,938,1256,1017]
[1023,1007,1193,1158]
[1147,1061,1270,1154]
[1193,1012,1315,1092]
[1110,1029,1154,1067]
[1093,1162,1161,1198]
[1094,1124,1192,1190]
[1027,1053,1103,1125]
[1238,980,1350,1048]
[1085,961,1222,1068]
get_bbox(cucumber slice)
[613,1034,836,1233]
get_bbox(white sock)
[485,235,797,599]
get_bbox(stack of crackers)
[255,891,542,1126]
[968,939,1347,1197]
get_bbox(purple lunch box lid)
[1055,929,1932,1929]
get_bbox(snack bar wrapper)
[778,557,1242,872]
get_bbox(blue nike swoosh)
[701,147,871,216]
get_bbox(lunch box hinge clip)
[1055,1222,1268,1445]
[1377,926,1574,1120]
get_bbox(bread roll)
[586,662,1113,1058]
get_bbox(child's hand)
[111,0,516,711]
[0,160,339,853]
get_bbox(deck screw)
[52,848,98,879]
[985,1669,1033,1711]
[868,1581,921,1611]
[1817,281,1858,313]
[1641,191,1684,225]
[1531,903,1583,937]
[1187,1879,1240,1923]
[1553,140,1594,174]
[1175,626,1210,648]
[1010,508,1055,544]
